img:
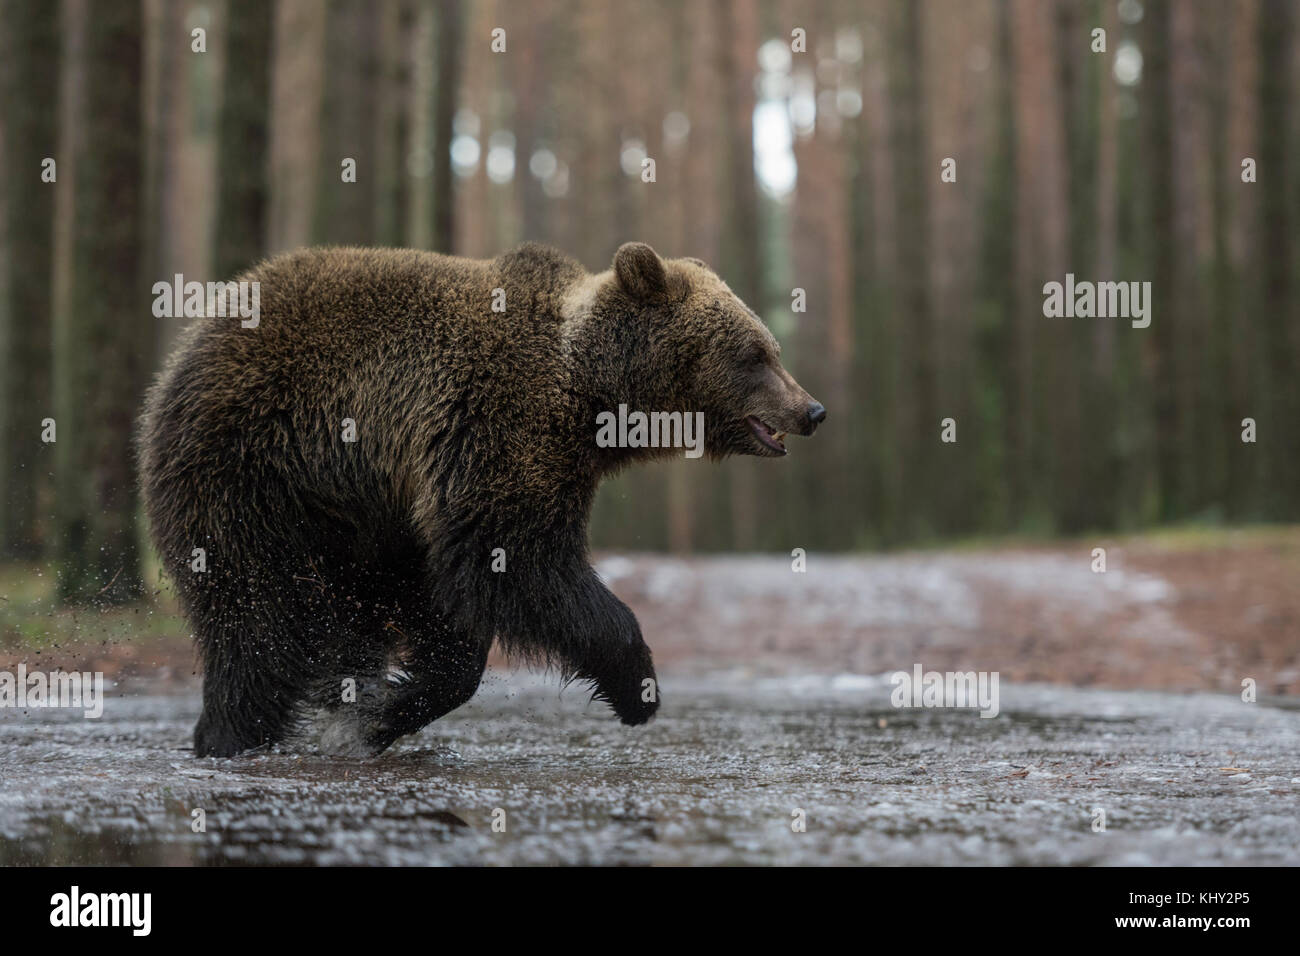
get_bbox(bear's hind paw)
[317,710,389,758]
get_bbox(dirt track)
[608,538,1300,693]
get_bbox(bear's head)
[581,242,825,459]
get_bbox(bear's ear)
[613,242,668,301]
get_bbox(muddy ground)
[1,534,1298,865]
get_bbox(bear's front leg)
[587,597,660,724]
[440,545,661,725]
[554,570,661,725]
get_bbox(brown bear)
[138,242,824,757]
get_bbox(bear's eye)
[744,346,766,368]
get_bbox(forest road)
[2,673,1296,865]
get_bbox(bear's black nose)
[807,401,826,431]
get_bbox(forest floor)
[1,527,1297,865]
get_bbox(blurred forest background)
[0,0,1298,606]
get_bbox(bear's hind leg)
[193,615,311,757]
[377,628,490,747]
[316,620,489,757]
[191,557,353,757]
[311,646,391,758]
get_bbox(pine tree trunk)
[51,0,146,603]
[432,0,464,253]
[214,0,273,278]
[0,0,59,559]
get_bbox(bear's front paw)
[585,591,660,725]
[613,687,661,726]
[597,667,661,726]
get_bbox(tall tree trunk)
[266,0,325,252]
[51,0,146,603]
[432,0,464,253]
[0,0,59,559]
[214,0,273,277]
[1051,0,1088,533]
[860,0,903,544]
[1223,0,1260,516]
[142,0,181,377]
[1257,0,1296,517]
[718,0,761,550]
[1143,0,1179,521]
[373,0,413,247]
[892,0,934,539]
[1091,0,1120,527]
[1170,0,1215,517]
[1011,0,1069,531]
[510,0,549,242]
[406,0,437,249]
[315,0,382,245]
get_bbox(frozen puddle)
[1,672,1297,865]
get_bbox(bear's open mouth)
[745,415,787,454]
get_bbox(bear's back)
[139,243,590,545]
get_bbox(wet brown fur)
[138,241,822,757]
